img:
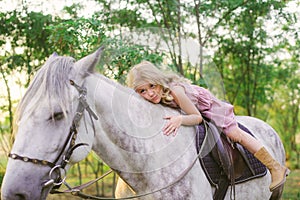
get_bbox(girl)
[126,61,289,192]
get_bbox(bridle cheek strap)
[8,79,98,188]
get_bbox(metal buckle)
[46,165,67,186]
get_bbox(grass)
[282,169,300,200]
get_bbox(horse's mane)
[93,73,134,94]
[14,55,76,131]
[13,54,157,138]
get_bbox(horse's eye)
[49,112,64,121]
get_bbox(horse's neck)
[86,74,172,156]
[85,75,201,190]
[87,74,162,131]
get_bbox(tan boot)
[254,147,290,191]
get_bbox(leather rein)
[8,80,205,200]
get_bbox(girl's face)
[135,83,163,104]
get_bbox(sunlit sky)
[1,0,299,17]
[0,0,99,17]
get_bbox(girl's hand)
[163,115,183,136]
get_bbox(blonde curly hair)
[126,61,187,105]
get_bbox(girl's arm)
[163,85,202,135]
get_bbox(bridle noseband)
[9,80,98,188]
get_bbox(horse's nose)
[1,175,31,200]
[12,193,28,200]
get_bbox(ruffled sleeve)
[169,82,213,112]
[169,82,237,134]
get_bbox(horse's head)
[1,47,104,200]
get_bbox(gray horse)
[1,47,286,199]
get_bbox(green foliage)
[282,169,300,199]
[98,39,164,83]
[210,0,291,118]
[46,17,106,58]
[0,167,4,187]
[0,10,55,74]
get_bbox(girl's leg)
[226,127,262,153]
[226,127,290,191]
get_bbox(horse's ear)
[46,52,58,61]
[74,46,104,77]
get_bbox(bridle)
[8,79,98,188]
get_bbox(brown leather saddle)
[195,121,267,200]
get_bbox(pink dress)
[169,82,237,134]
